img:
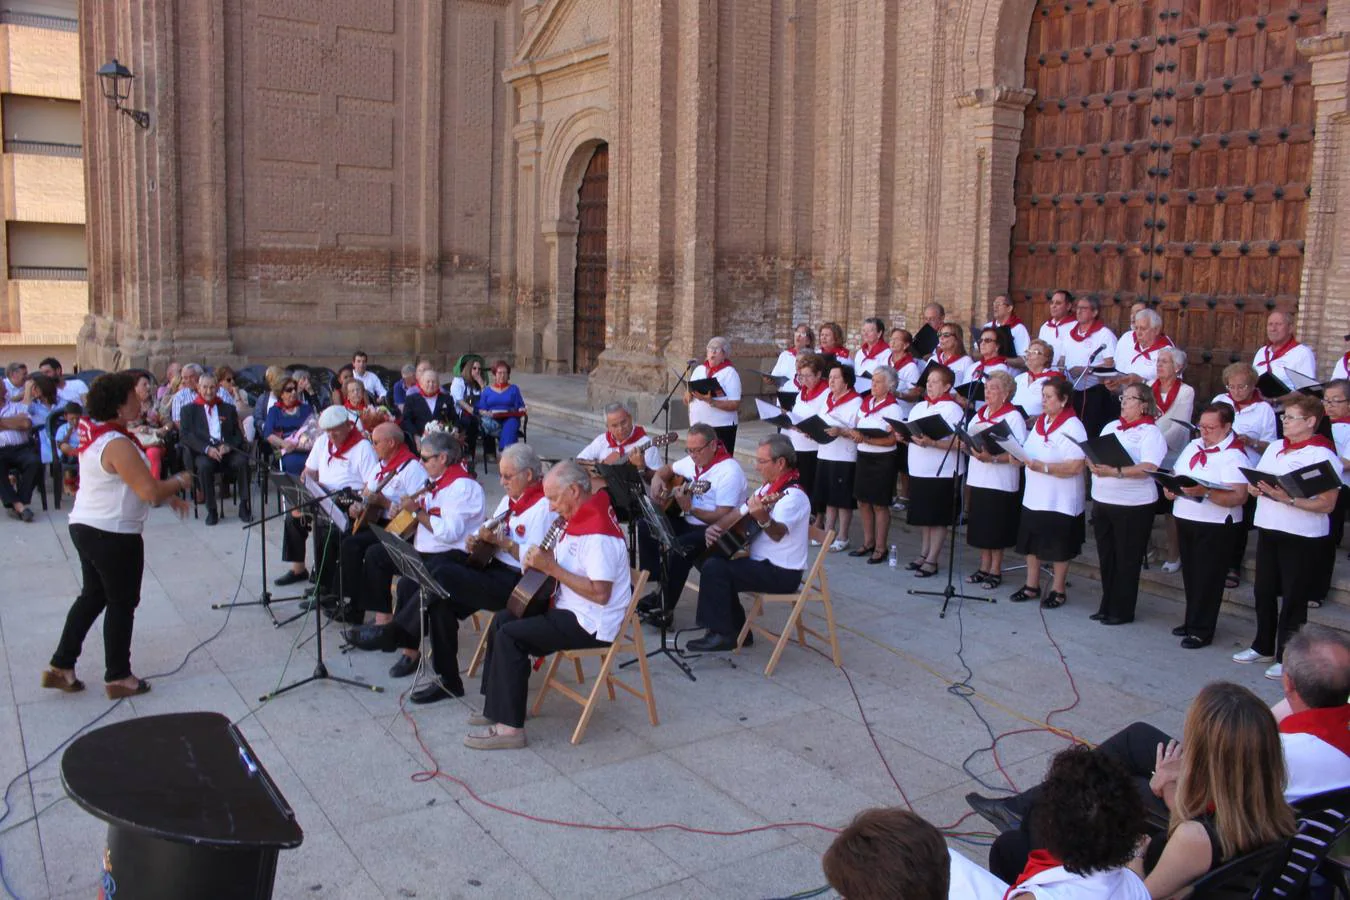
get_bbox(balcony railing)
[8,266,86,281]
[3,139,81,157]
[0,10,78,31]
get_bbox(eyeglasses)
[939,332,957,338]
[281,386,297,394]
[1280,414,1308,422]
[500,469,525,481]
[420,454,440,462]
[754,456,774,465]
[1325,395,1349,404]
[979,338,997,344]
[686,443,710,454]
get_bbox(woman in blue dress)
[261,376,316,474]
[475,360,526,452]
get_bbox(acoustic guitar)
[349,459,414,534]
[383,479,435,541]
[465,509,510,569]
[578,431,680,476]
[657,475,712,514]
[701,492,784,560]
[507,518,567,619]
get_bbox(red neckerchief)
[785,346,800,357]
[1117,414,1157,431]
[343,398,367,413]
[1153,378,1181,413]
[1069,320,1105,342]
[1044,315,1072,336]
[376,445,416,479]
[1341,351,1350,374]
[76,418,146,455]
[935,351,963,367]
[695,443,734,479]
[193,395,219,410]
[564,489,624,538]
[1036,407,1076,437]
[423,462,473,517]
[977,402,1017,424]
[798,380,828,403]
[1279,705,1350,757]
[858,340,888,362]
[327,427,364,462]
[1260,337,1300,369]
[420,385,440,400]
[1231,392,1266,412]
[606,425,648,452]
[1279,435,1334,455]
[702,359,733,377]
[860,393,897,415]
[278,396,301,413]
[760,467,801,497]
[1190,435,1240,469]
[1131,334,1173,363]
[926,393,957,406]
[996,313,1024,328]
[1004,850,1064,900]
[825,389,859,413]
[820,345,850,361]
[973,357,1007,379]
[1029,368,1062,382]
[889,352,915,372]
[1334,416,1350,425]
[507,480,546,518]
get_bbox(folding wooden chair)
[465,610,490,679]
[529,568,657,745]
[734,530,842,676]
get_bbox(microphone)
[1087,344,1106,365]
[686,359,700,368]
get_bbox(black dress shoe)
[1171,625,1189,637]
[965,792,1022,834]
[274,569,309,587]
[686,632,738,652]
[411,675,465,704]
[1099,616,1133,626]
[388,654,418,678]
[238,504,253,524]
[636,591,664,615]
[1089,612,1106,621]
[205,509,219,526]
[345,625,398,652]
[640,609,674,630]
[1180,635,1212,649]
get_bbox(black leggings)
[51,525,145,682]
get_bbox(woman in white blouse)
[1012,377,1087,608]
[788,353,831,519]
[960,327,1015,412]
[686,336,743,452]
[1236,393,1343,680]
[1150,346,1195,572]
[1086,383,1167,625]
[770,323,814,394]
[889,327,924,505]
[932,324,974,386]
[1213,361,1278,588]
[904,364,965,577]
[1012,339,1061,420]
[1062,295,1118,438]
[845,365,901,563]
[817,361,863,553]
[962,371,1027,589]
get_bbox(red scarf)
[1341,351,1350,375]
[1131,334,1173,363]
[1117,414,1157,430]
[1069,320,1105,342]
[507,480,547,518]
[1278,435,1334,456]
[1153,378,1181,413]
[278,395,301,413]
[822,346,851,361]
[376,445,416,480]
[926,393,957,406]
[825,389,859,413]
[423,462,473,517]
[343,398,367,413]
[798,380,828,403]
[995,313,1024,328]
[935,351,963,367]
[1036,407,1076,437]
[194,394,219,410]
[1029,368,1063,382]
[420,385,440,400]
[760,467,801,497]
[1004,850,1064,900]
[1230,392,1265,412]
[606,426,648,452]
[858,340,888,362]
[1190,436,1239,469]
[327,426,364,462]
[1333,416,1350,426]
[889,352,915,372]
[695,443,734,478]
[1043,315,1072,337]
[702,359,733,377]
[75,418,145,455]
[860,393,897,416]
[978,402,1017,424]
[1279,705,1350,757]
[973,358,1007,379]
[564,489,624,538]
[1260,337,1300,369]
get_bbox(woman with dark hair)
[932,323,974,386]
[128,372,169,479]
[476,359,527,451]
[853,316,889,393]
[788,352,830,517]
[846,364,900,562]
[771,324,814,405]
[1012,339,1061,420]
[1062,294,1119,437]
[904,363,964,576]
[25,372,59,466]
[451,354,487,459]
[341,378,392,436]
[817,361,862,552]
[889,328,924,506]
[962,326,1015,411]
[963,370,1026,589]
[262,376,316,475]
[817,321,851,364]
[1213,361,1278,588]
[42,373,192,699]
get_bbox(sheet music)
[996,437,1031,463]
[304,476,349,532]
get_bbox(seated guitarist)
[637,423,748,628]
[687,435,815,651]
[406,443,559,704]
[576,403,664,484]
[469,460,631,750]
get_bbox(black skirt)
[796,450,823,515]
[854,450,898,506]
[907,475,957,526]
[1016,507,1086,562]
[814,458,857,509]
[967,486,1021,549]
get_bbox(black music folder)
[962,419,1012,455]
[1148,469,1229,502]
[687,377,726,398]
[1256,371,1292,399]
[894,414,954,441]
[956,380,985,403]
[1075,433,1136,469]
[777,390,799,410]
[792,414,837,444]
[911,324,939,358]
[751,369,790,388]
[1239,461,1342,498]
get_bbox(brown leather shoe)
[463,727,526,751]
[40,669,84,693]
[105,679,151,699]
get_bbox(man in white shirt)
[469,460,631,750]
[38,357,87,407]
[1037,289,1075,366]
[986,294,1031,358]
[637,423,748,628]
[3,363,26,402]
[351,350,388,401]
[687,435,813,651]
[1253,310,1317,392]
[0,395,39,522]
[576,403,665,488]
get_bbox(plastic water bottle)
[888,544,898,568]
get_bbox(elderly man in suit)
[179,373,251,525]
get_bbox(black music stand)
[215,470,310,623]
[652,360,696,463]
[259,476,381,702]
[370,525,449,678]
[619,484,699,682]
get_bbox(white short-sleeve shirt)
[906,398,965,478]
[934,353,975,387]
[1252,439,1343,537]
[1013,371,1061,419]
[415,474,486,554]
[1253,340,1317,391]
[967,404,1028,493]
[1061,323,1117,372]
[788,384,829,454]
[486,491,560,570]
[985,319,1031,357]
[1038,317,1075,366]
[1115,333,1173,383]
[304,432,381,493]
[670,454,748,526]
[853,344,891,393]
[363,456,429,518]
[1333,421,1350,486]
[891,355,924,419]
[689,363,741,428]
[1022,413,1089,515]
[576,430,664,471]
[1171,436,1248,525]
[1089,419,1168,506]
[554,531,632,642]
[1212,393,1279,462]
[818,392,862,463]
[746,484,811,570]
[855,394,902,455]
[1333,353,1349,382]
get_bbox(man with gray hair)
[1276,623,1350,798]
[1114,306,1173,384]
[170,363,204,424]
[576,402,664,475]
[1253,309,1316,393]
[3,362,26,402]
[392,363,419,411]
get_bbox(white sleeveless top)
[69,432,151,534]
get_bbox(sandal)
[105,679,151,699]
[1041,590,1068,610]
[980,572,1003,590]
[40,669,84,693]
[1009,585,1041,603]
[867,551,888,565]
[1224,570,1240,590]
[847,546,876,558]
[1309,599,1323,609]
[965,570,989,585]
[913,561,940,578]
[905,557,926,571]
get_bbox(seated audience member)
[179,373,252,525]
[477,360,527,452]
[262,377,317,475]
[25,372,57,467]
[822,807,1007,900]
[350,350,387,401]
[4,362,26,402]
[39,357,88,407]
[169,363,204,425]
[55,402,83,493]
[401,368,453,447]
[156,362,181,405]
[214,365,247,408]
[341,378,392,436]
[391,363,418,411]
[291,368,320,410]
[468,460,631,750]
[451,354,487,460]
[128,372,169,480]
[687,434,813,651]
[250,365,288,445]
[336,364,355,394]
[0,389,39,521]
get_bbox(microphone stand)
[1069,345,1105,422]
[653,360,696,464]
[213,453,302,624]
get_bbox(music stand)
[652,361,695,464]
[215,470,310,623]
[259,477,380,703]
[370,525,450,685]
[619,487,698,682]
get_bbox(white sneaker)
[1232,648,1275,664]
[1161,559,1182,574]
[828,539,850,553]
[810,539,822,547]
[1264,663,1284,680]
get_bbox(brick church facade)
[79,0,1350,412]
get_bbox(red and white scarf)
[75,418,145,455]
[1153,378,1182,414]
[1069,320,1106,342]
[1035,407,1076,438]
[563,489,625,539]
[1279,705,1350,757]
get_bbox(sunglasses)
[281,386,297,394]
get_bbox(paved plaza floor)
[0,423,1307,900]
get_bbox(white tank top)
[68,431,151,534]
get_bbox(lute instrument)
[384,478,436,541]
[350,458,414,534]
[657,474,712,514]
[701,492,784,560]
[465,509,510,569]
[578,431,680,478]
[506,518,567,619]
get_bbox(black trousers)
[1229,495,1259,574]
[1176,517,1238,641]
[385,550,461,652]
[51,525,144,682]
[194,449,250,513]
[1312,487,1347,603]
[354,539,399,615]
[695,556,802,637]
[637,516,707,610]
[712,424,739,454]
[339,526,381,607]
[1072,385,1119,444]
[0,442,40,506]
[479,607,607,728]
[1252,528,1319,661]
[1091,500,1154,621]
[989,721,1171,883]
[397,556,518,679]
[282,513,342,594]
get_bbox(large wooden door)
[1009,0,1324,398]
[573,144,609,374]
